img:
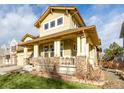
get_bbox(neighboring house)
[18,6,101,70]
[119,21,124,61]
[120,22,124,48]
[2,39,18,65]
[0,48,5,65]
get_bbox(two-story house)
[18,6,101,70]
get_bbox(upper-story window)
[57,17,63,26]
[44,23,49,30]
[50,20,55,28]
[43,16,64,31]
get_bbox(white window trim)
[43,15,64,31]
[50,20,56,28]
[43,43,54,57]
[44,23,49,30]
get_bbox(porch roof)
[18,25,100,46]
[21,33,38,42]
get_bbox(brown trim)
[18,26,100,46]
[34,6,86,28]
[21,34,38,42]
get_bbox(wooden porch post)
[94,47,98,66]
[24,46,28,58]
[86,42,89,60]
[77,36,81,56]
[54,40,60,57]
[33,44,39,58]
[54,41,57,57]
[81,36,86,56]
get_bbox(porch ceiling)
[18,25,100,46]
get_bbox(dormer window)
[44,23,49,30]
[50,21,55,28]
[57,17,63,26]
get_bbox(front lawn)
[0,72,98,89]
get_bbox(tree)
[103,42,123,61]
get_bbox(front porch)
[18,26,100,77]
[26,38,97,67]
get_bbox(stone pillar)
[81,36,86,56]
[24,47,28,58]
[34,44,39,58]
[54,40,60,57]
[77,36,81,56]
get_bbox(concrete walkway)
[0,65,23,75]
[102,68,124,89]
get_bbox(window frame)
[57,17,63,26]
[43,16,64,31]
[50,20,55,28]
[44,23,49,30]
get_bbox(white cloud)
[99,13,124,49]
[86,5,124,50]
[0,5,39,45]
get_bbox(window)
[44,46,49,52]
[11,46,16,52]
[60,43,64,57]
[44,23,49,30]
[44,45,49,57]
[57,17,63,26]
[43,16,64,31]
[50,21,55,28]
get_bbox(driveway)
[0,65,23,75]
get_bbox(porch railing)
[60,57,76,66]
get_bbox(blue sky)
[0,4,124,50]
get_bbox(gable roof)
[120,22,124,38]
[34,6,86,28]
[21,34,38,42]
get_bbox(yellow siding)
[63,40,74,57]
[24,37,33,42]
[39,10,81,37]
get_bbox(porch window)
[60,43,64,57]
[44,46,49,57]
[50,44,54,57]
[44,23,49,30]
[57,17,63,26]
[50,20,55,28]
[73,43,77,56]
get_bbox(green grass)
[0,72,98,89]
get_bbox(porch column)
[24,47,28,58]
[77,36,81,56]
[81,36,86,56]
[94,47,98,66]
[86,42,89,59]
[54,40,60,57]
[33,44,39,58]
